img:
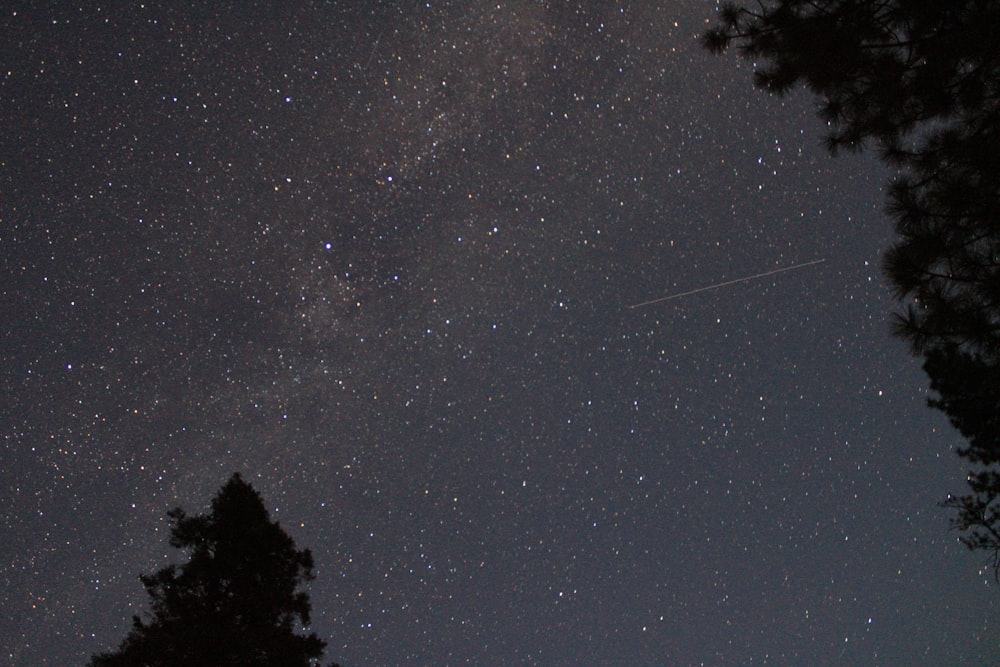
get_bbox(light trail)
[627,258,826,309]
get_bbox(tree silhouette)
[90,473,335,666]
[704,1,1000,571]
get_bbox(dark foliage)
[89,473,335,666]
[705,1,1000,570]
[928,348,1000,574]
[703,1,1000,154]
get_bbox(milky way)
[3,3,998,665]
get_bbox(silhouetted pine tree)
[927,348,1000,572]
[90,473,334,666]
[704,0,1000,570]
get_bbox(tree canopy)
[704,0,1000,572]
[90,473,334,666]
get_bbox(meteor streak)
[628,258,826,309]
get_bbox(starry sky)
[2,2,998,665]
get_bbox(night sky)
[3,2,999,665]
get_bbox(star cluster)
[2,2,997,665]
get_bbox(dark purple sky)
[3,2,997,665]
